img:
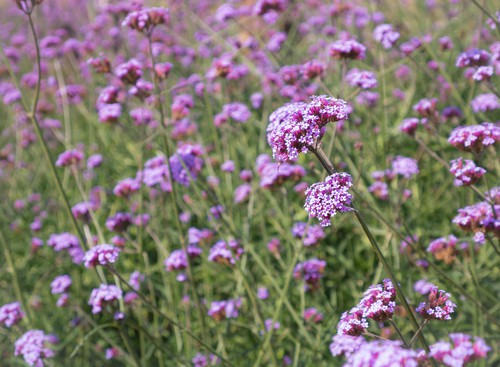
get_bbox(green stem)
[313,147,433,355]
[408,320,429,348]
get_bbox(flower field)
[0,0,499,366]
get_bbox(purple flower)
[122,7,170,34]
[88,284,123,314]
[55,149,84,167]
[345,340,418,366]
[83,244,120,268]
[358,279,396,322]
[47,232,84,264]
[14,330,55,367]
[0,302,25,327]
[399,117,421,136]
[471,93,500,113]
[98,103,122,123]
[221,160,235,172]
[208,240,243,265]
[257,155,306,188]
[293,258,326,291]
[87,154,103,169]
[391,156,419,178]
[129,271,144,291]
[169,143,204,187]
[164,245,202,271]
[114,59,143,85]
[207,298,242,321]
[453,201,499,236]
[302,59,325,79]
[346,69,378,89]
[429,333,491,366]
[291,222,325,246]
[456,49,490,68]
[267,32,287,52]
[416,287,456,320]
[329,334,366,358]
[413,98,438,118]
[267,96,348,163]
[130,108,156,126]
[303,307,323,323]
[113,177,140,198]
[222,102,251,123]
[448,123,500,153]
[373,24,400,49]
[368,181,389,200]
[234,183,252,203]
[257,287,269,300]
[450,158,486,186]
[414,279,437,295]
[427,235,460,263]
[337,307,368,336]
[50,275,72,294]
[304,173,353,227]
[329,39,366,60]
[473,66,494,81]
[188,227,214,245]
[106,212,133,232]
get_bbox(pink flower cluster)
[0,301,25,327]
[207,298,242,321]
[83,244,121,268]
[304,173,353,226]
[448,123,500,154]
[416,286,456,320]
[450,158,486,186]
[14,330,55,367]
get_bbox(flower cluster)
[453,200,499,237]
[291,222,325,247]
[345,69,378,89]
[14,330,55,367]
[373,24,400,49]
[416,286,456,320]
[450,158,486,186]
[391,156,419,178]
[0,301,25,327]
[448,123,500,153]
[256,154,306,189]
[329,39,366,60]
[169,143,204,187]
[88,284,123,314]
[208,240,243,265]
[427,235,464,264]
[122,7,170,34]
[293,258,326,291]
[83,244,121,268]
[304,173,353,226]
[207,298,242,321]
[55,149,84,167]
[429,333,491,366]
[267,95,348,163]
[343,340,419,367]
[47,232,84,264]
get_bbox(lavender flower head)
[455,49,490,68]
[329,39,366,60]
[122,7,170,34]
[14,330,55,367]
[267,96,348,163]
[345,340,419,366]
[207,298,242,321]
[0,302,25,327]
[208,240,243,265]
[50,275,72,294]
[293,258,326,291]
[329,334,366,358]
[88,284,123,314]
[345,69,378,90]
[416,286,456,320]
[83,244,120,268]
[429,333,491,366]
[304,173,353,227]
[358,279,396,321]
[471,93,500,113]
[55,149,84,167]
[337,307,368,336]
[373,24,400,49]
[450,158,486,186]
[448,123,500,153]
[391,156,419,178]
[291,222,325,246]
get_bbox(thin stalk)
[106,267,234,367]
[389,319,408,348]
[408,320,429,348]
[313,147,433,356]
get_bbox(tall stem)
[313,147,433,355]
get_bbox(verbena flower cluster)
[416,286,456,320]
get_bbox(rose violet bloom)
[345,340,419,366]
[473,66,494,81]
[427,235,461,264]
[329,39,366,60]
[83,244,120,268]
[208,239,243,265]
[452,201,499,236]
[303,307,323,323]
[373,24,400,49]
[122,7,170,34]
[88,284,123,314]
[345,69,378,89]
[267,95,348,163]
[113,177,140,198]
[358,279,396,321]
[471,93,500,113]
[291,222,325,246]
[14,330,55,367]
[450,158,486,186]
[448,123,500,153]
[329,334,366,358]
[0,302,25,327]
[400,118,420,136]
[304,173,353,227]
[164,245,202,271]
[337,307,368,336]
[207,299,242,321]
[50,275,72,294]
[55,149,84,167]
[455,49,490,68]
[429,333,491,366]
[169,143,204,187]
[293,258,326,291]
[416,286,456,320]
[391,156,419,178]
